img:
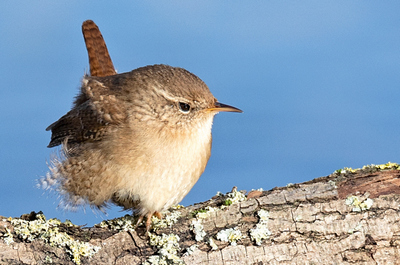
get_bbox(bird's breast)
[113,116,214,213]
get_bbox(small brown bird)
[40,20,242,230]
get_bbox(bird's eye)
[179,102,191,113]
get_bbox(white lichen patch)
[328,180,337,189]
[216,227,243,246]
[183,244,199,256]
[5,213,100,265]
[170,205,184,210]
[348,223,363,234]
[190,219,206,242]
[98,210,182,232]
[10,214,56,242]
[345,196,374,212]
[335,162,400,174]
[194,206,218,219]
[68,240,101,264]
[248,188,264,193]
[2,227,14,245]
[215,191,223,197]
[249,209,272,246]
[151,211,182,230]
[223,188,246,207]
[209,238,218,251]
[44,255,53,263]
[98,214,136,231]
[144,233,183,265]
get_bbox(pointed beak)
[207,102,243,113]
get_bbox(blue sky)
[1,1,400,226]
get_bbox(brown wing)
[46,78,127,148]
[46,102,107,148]
[47,21,121,148]
[82,20,116,77]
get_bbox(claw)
[136,211,163,231]
[154,211,163,219]
[135,215,144,228]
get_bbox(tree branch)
[2,164,400,264]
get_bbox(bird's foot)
[135,211,163,232]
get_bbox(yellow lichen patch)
[345,196,374,212]
[144,233,184,265]
[190,188,247,220]
[67,240,101,265]
[222,187,246,207]
[375,162,400,170]
[335,162,400,174]
[2,227,14,245]
[44,256,53,263]
[216,227,243,246]
[151,210,182,230]
[193,206,218,219]
[98,214,136,231]
[170,204,184,210]
[3,213,100,265]
[97,214,136,231]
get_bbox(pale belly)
[113,119,213,214]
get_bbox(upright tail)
[82,20,117,77]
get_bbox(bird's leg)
[154,211,162,219]
[135,215,144,228]
[145,211,163,231]
[135,211,163,231]
[145,213,153,231]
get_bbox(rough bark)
[2,166,400,265]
